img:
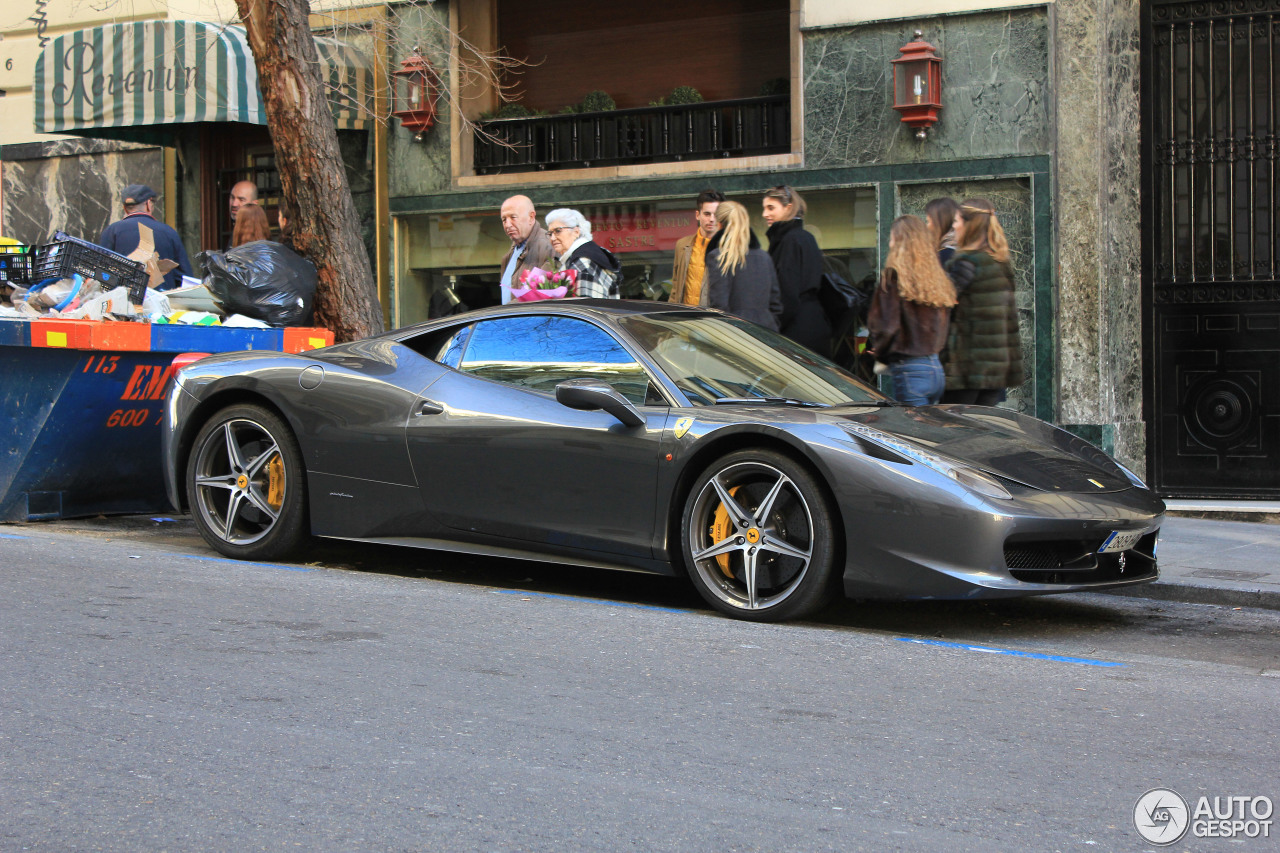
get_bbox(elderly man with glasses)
[545,208,622,299]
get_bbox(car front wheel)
[186,403,308,560]
[681,449,840,621]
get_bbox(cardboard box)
[283,327,334,353]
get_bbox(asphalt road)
[2,517,1277,852]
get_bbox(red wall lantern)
[891,31,942,140]
[392,46,442,140]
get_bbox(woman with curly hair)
[941,198,1023,405]
[867,215,957,405]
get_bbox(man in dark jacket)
[98,184,191,291]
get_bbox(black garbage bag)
[198,240,316,327]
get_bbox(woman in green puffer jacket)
[941,198,1023,405]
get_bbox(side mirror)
[555,379,646,428]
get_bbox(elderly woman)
[545,208,622,298]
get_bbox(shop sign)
[50,39,198,109]
[581,206,695,254]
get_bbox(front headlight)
[840,422,1013,500]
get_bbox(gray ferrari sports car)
[162,299,1163,621]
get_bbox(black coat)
[704,229,782,330]
[766,218,831,356]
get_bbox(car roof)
[388,299,707,339]
[498,298,697,316]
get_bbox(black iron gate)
[1144,0,1280,497]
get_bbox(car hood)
[830,404,1133,493]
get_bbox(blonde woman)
[867,216,957,405]
[941,198,1023,405]
[703,201,782,329]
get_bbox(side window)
[458,315,657,405]
[438,325,473,369]
[399,322,472,367]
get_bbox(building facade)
[386,1,1134,460]
[4,0,1277,497]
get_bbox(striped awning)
[33,21,374,140]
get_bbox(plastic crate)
[0,245,32,284]
[32,233,148,303]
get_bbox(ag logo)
[1134,788,1190,845]
[673,417,694,438]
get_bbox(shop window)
[396,188,878,329]
[457,315,656,405]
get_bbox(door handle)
[415,399,444,416]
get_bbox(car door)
[405,314,669,559]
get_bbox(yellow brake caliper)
[266,454,285,511]
[710,486,742,578]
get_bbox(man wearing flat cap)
[98,183,192,290]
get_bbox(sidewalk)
[1106,515,1280,610]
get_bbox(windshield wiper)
[713,397,831,408]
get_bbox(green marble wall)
[1054,0,1145,474]
[386,2,454,200]
[0,140,162,247]
[804,8,1050,168]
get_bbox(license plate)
[1098,530,1144,554]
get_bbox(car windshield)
[617,313,888,407]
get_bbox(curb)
[1102,581,1280,611]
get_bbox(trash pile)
[0,226,315,329]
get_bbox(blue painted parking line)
[0,532,29,540]
[898,637,1125,667]
[180,553,315,572]
[495,588,689,613]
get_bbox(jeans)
[890,355,945,406]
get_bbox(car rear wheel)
[681,449,840,621]
[186,403,308,560]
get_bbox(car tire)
[681,449,840,622]
[186,403,308,561]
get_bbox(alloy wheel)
[686,457,820,614]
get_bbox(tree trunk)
[234,0,384,342]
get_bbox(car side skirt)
[320,534,674,577]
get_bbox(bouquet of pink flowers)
[511,267,578,302]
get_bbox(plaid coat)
[559,239,622,298]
